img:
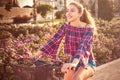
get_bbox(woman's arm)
[61,27,94,73]
[73,27,94,67]
[40,24,65,55]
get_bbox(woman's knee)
[64,70,74,80]
[70,67,89,80]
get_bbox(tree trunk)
[33,0,37,24]
[95,0,98,18]
[64,0,67,12]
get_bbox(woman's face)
[66,4,81,22]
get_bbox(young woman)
[36,1,96,80]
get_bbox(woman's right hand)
[61,63,76,73]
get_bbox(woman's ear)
[78,12,83,18]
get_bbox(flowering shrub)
[0,29,39,80]
[13,15,32,23]
[0,18,120,79]
[93,19,120,65]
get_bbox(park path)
[88,58,120,80]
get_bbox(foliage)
[55,10,64,19]
[93,18,120,65]
[98,0,114,21]
[0,2,5,7]
[0,18,120,79]
[115,0,120,13]
[0,14,4,20]
[5,2,12,11]
[0,23,59,80]
[0,30,39,80]
[4,0,20,11]
[13,15,32,23]
[37,4,53,18]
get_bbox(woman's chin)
[67,19,75,23]
[67,19,73,22]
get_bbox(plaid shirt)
[41,23,96,66]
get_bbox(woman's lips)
[67,15,72,19]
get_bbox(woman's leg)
[63,69,74,80]
[63,66,95,80]
[71,66,94,80]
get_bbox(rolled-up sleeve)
[73,28,94,66]
[40,25,65,55]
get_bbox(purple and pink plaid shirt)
[40,23,96,67]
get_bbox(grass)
[38,19,65,24]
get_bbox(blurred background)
[0,0,120,80]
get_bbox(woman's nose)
[66,11,71,15]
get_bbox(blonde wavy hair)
[68,1,97,35]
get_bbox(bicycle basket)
[12,58,54,80]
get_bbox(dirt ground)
[88,58,120,80]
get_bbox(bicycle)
[12,58,64,80]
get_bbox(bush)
[55,10,64,19]
[13,15,32,23]
[5,2,12,11]
[0,14,4,20]
[93,19,120,65]
[0,18,120,79]
[98,0,114,21]
[0,3,5,7]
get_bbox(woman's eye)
[70,9,75,12]
[66,9,75,13]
